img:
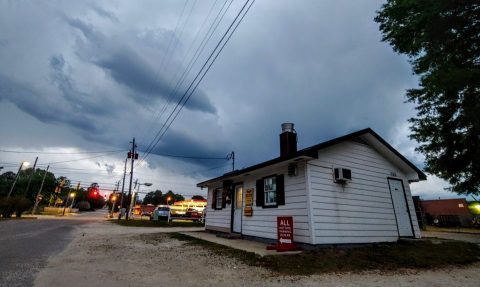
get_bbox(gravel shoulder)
[34,221,480,287]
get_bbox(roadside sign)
[271,216,297,251]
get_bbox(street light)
[166,196,172,206]
[110,195,117,218]
[62,192,75,216]
[128,181,152,219]
[69,192,76,209]
[7,161,29,198]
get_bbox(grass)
[171,233,480,275]
[109,219,205,228]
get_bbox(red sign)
[277,216,295,251]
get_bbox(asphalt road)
[0,211,105,287]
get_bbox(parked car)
[151,205,170,221]
[185,208,204,222]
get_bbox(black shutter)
[222,189,227,208]
[276,174,285,206]
[212,189,217,209]
[256,179,264,207]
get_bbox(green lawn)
[171,233,480,275]
[109,219,204,228]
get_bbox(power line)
[44,151,125,165]
[0,149,125,154]
[153,152,228,160]
[139,0,232,154]
[139,0,255,165]
[138,0,225,145]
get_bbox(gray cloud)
[91,4,118,22]
[0,1,450,197]
[64,16,217,114]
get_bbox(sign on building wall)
[245,188,254,206]
[244,188,254,217]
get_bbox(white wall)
[205,185,231,232]
[307,140,420,244]
[241,161,311,244]
[205,161,312,244]
[205,139,421,245]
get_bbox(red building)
[420,198,473,227]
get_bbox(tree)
[143,190,163,205]
[162,190,184,205]
[191,195,206,201]
[376,1,480,195]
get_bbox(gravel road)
[34,220,480,287]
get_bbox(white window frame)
[264,176,277,206]
[215,188,223,209]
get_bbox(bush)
[0,196,32,218]
[0,197,15,218]
[77,200,91,211]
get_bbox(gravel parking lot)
[34,221,480,287]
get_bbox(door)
[232,184,243,233]
[388,178,414,237]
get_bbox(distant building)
[420,198,473,227]
[198,124,426,245]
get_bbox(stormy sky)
[0,0,459,199]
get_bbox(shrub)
[0,197,15,218]
[77,200,91,211]
[13,197,31,218]
[0,196,31,218]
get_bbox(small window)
[458,203,464,208]
[215,189,223,209]
[264,176,277,206]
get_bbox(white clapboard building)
[197,124,426,245]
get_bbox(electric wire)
[0,149,125,154]
[137,0,224,145]
[139,0,255,165]
[139,0,232,155]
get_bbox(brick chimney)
[280,123,297,157]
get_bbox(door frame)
[387,177,415,238]
[230,182,243,233]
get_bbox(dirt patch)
[34,221,480,287]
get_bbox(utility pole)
[118,157,127,220]
[7,161,26,198]
[125,138,137,220]
[32,165,49,215]
[24,156,38,197]
[227,151,235,171]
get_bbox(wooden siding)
[205,161,312,244]
[205,187,230,231]
[308,140,420,244]
[241,161,311,244]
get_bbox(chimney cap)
[281,123,295,133]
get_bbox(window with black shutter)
[213,188,223,210]
[256,174,285,208]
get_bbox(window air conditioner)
[334,168,352,183]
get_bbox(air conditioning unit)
[334,168,352,183]
[288,163,297,176]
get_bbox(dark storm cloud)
[64,16,217,114]
[138,128,230,167]
[0,75,100,133]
